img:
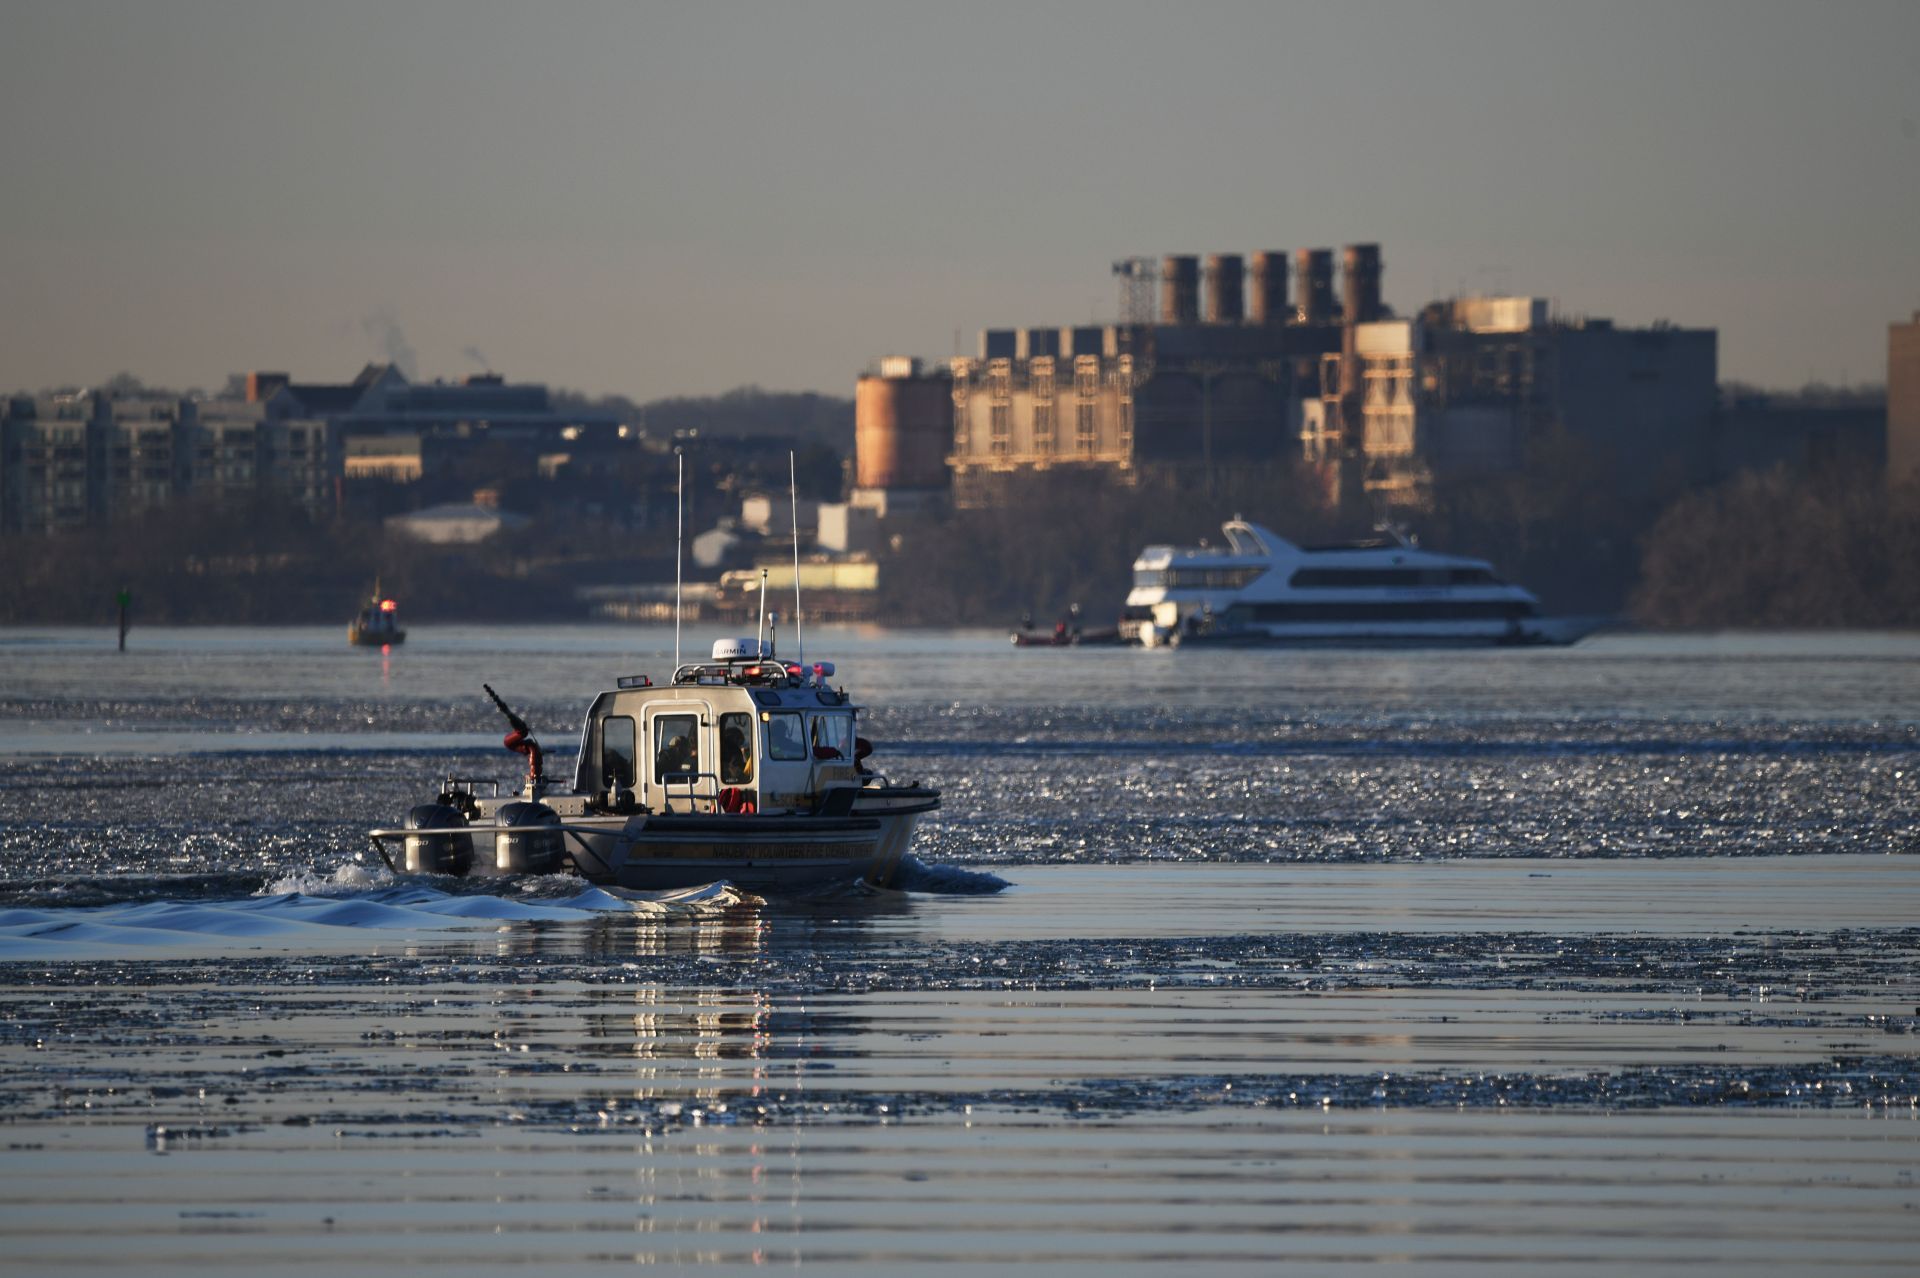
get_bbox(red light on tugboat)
[379,599,397,612]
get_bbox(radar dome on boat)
[711,637,768,662]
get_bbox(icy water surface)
[0,625,1917,1272]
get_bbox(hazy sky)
[3,1,1916,398]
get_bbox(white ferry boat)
[369,638,940,893]
[1126,519,1601,647]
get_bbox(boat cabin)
[572,640,858,816]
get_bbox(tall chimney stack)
[1206,254,1244,324]
[1342,243,1383,325]
[1249,252,1288,326]
[1161,255,1200,325]
[1295,249,1334,325]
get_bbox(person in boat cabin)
[720,723,752,784]
[657,733,696,778]
[766,713,806,762]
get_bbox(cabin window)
[1232,600,1533,622]
[764,711,808,761]
[810,713,854,761]
[652,713,699,781]
[1290,567,1499,589]
[601,715,637,788]
[719,712,754,784]
[1135,566,1267,590]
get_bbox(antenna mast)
[673,450,683,671]
[790,450,804,672]
[755,567,770,656]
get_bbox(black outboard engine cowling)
[403,803,474,876]
[493,800,565,875]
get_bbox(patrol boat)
[368,638,940,893]
[348,584,406,647]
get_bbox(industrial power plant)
[850,243,1722,515]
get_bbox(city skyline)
[3,1,1917,399]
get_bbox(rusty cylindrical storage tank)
[1206,254,1245,324]
[1161,255,1200,325]
[1343,243,1383,324]
[855,367,954,490]
[1249,252,1288,326]
[1296,248,1334,325]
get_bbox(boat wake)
[0,865,751,961]
[0,855,1009,960]
[889,853,1009,895]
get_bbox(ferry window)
[719,712,754,784]
[764,711,808,761]
[601,715,636,788]
[810,713,853,761]
[1152,566,1266,589]
[652,713,699,781]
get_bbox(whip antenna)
[791,450,804,672]
[756,567,769,656]
[674,449,683,672]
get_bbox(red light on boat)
[379,599,397,612]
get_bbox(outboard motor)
[493,800,565,875]
[402,803,474,876]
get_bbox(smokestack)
[1249,252,1288,326]
[245,371,290,403]
[1161,255,1200,325]
[1295,249,1334,325]
[1206,254,1244,324]
[1343,243,1383,324]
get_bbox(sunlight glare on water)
[0,626,1916,1272]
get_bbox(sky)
[2,0,1917,399]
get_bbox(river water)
[0,626,1916,1273]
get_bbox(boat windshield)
[810,713,854,761]
[1222,523,1279,557]
[765,712,808,761]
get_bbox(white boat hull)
[1166,615,1606,648]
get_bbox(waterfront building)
[252,364,629,481]
[0,391,332,535]
[1890,312,1920,486]
[1341,298,1718,500]
[852,356,953,517]
[1712,391,1885,480]
[890,246,1721,512]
